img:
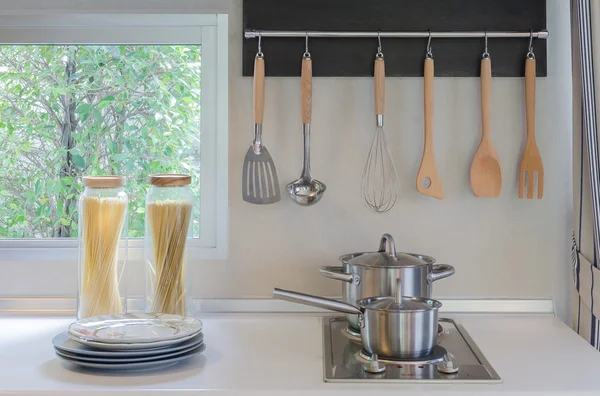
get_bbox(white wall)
[0,1,574,321]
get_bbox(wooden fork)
[518,56,544,199]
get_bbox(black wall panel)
[242,0,547,77]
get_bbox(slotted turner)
[416,53,444,199]
[518,54,544,199]
[242,52,280,204]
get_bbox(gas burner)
[355,345,448,365]
[341,325,362,344]
[323,317,501,383]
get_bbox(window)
[0,14,228,261]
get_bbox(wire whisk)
[362,124,399,212]
[361,35,399,213]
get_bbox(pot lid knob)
[378,233,397,257]
[364,354,386,374]
[394,278,403,305]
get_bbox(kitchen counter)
[1,313,600,395]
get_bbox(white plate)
[55,341,205,363]
[69,313,202,345]
[53,331,203,357]
[56,343,206,371]
[69,329,201,350]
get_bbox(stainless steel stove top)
[323,317,501,383]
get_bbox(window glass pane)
[0,45,201,239]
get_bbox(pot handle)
[430,264,455,282]
[378,233,397,257]
[273,288,362,316]
[319,266,353,283]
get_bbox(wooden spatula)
[518,56,544,199]
[416,56,444,199]
[470,57,502,198]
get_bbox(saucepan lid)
[345,234,429,268]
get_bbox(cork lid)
[82,176,126,188]
[149,174,191,186]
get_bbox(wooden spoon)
[470,57,502,198]
[416,56,444,199]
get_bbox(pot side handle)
[319,266,353,283]
[430,264,455,282]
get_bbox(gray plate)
[55,340,205,363]
[53,331,203,357]
[56,343,206,371]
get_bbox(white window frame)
[0,14,229,261]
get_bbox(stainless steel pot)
[320,233,454,330]
[273,280,441,358]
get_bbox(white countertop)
[1,313,600,395]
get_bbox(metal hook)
[482,30,490,59]
[304,30,310,58]
[527,30,535,59]
[376,30,383,57]
[256,30,263,58]
[426,30,433,59]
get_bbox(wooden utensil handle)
[481,58,492,140]
[301,56,312,124]
[254,56,265,124]
[525,57,536,142]
[374,56,385,116]
[424,58,434,151]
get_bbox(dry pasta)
[79,196,127,318]
[147,200,192,315]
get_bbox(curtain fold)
[572,0,600,349]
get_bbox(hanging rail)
[244,30,549,39]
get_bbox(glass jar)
[77,176,128,319]
[145,174,194,316]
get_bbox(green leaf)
[98,95,115,109]
[75,103,91,115]
[72,154,85,168]
[56,199,64,217]
[61,176,74,185]
[112,153,128,162]
[93,108,102,124]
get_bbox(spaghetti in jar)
[145,174,194,316]
[77,176,128,319]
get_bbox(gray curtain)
[573,0,600,348]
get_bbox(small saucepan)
[273,279,441,359]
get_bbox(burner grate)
[355,345,447,365]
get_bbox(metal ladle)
[287,35,326,206]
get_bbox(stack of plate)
[53,313,205,371]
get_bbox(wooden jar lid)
[82,176,126,188]
[149,174,191,187]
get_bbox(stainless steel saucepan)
[319,233,454,331]
[273,279,441,358]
